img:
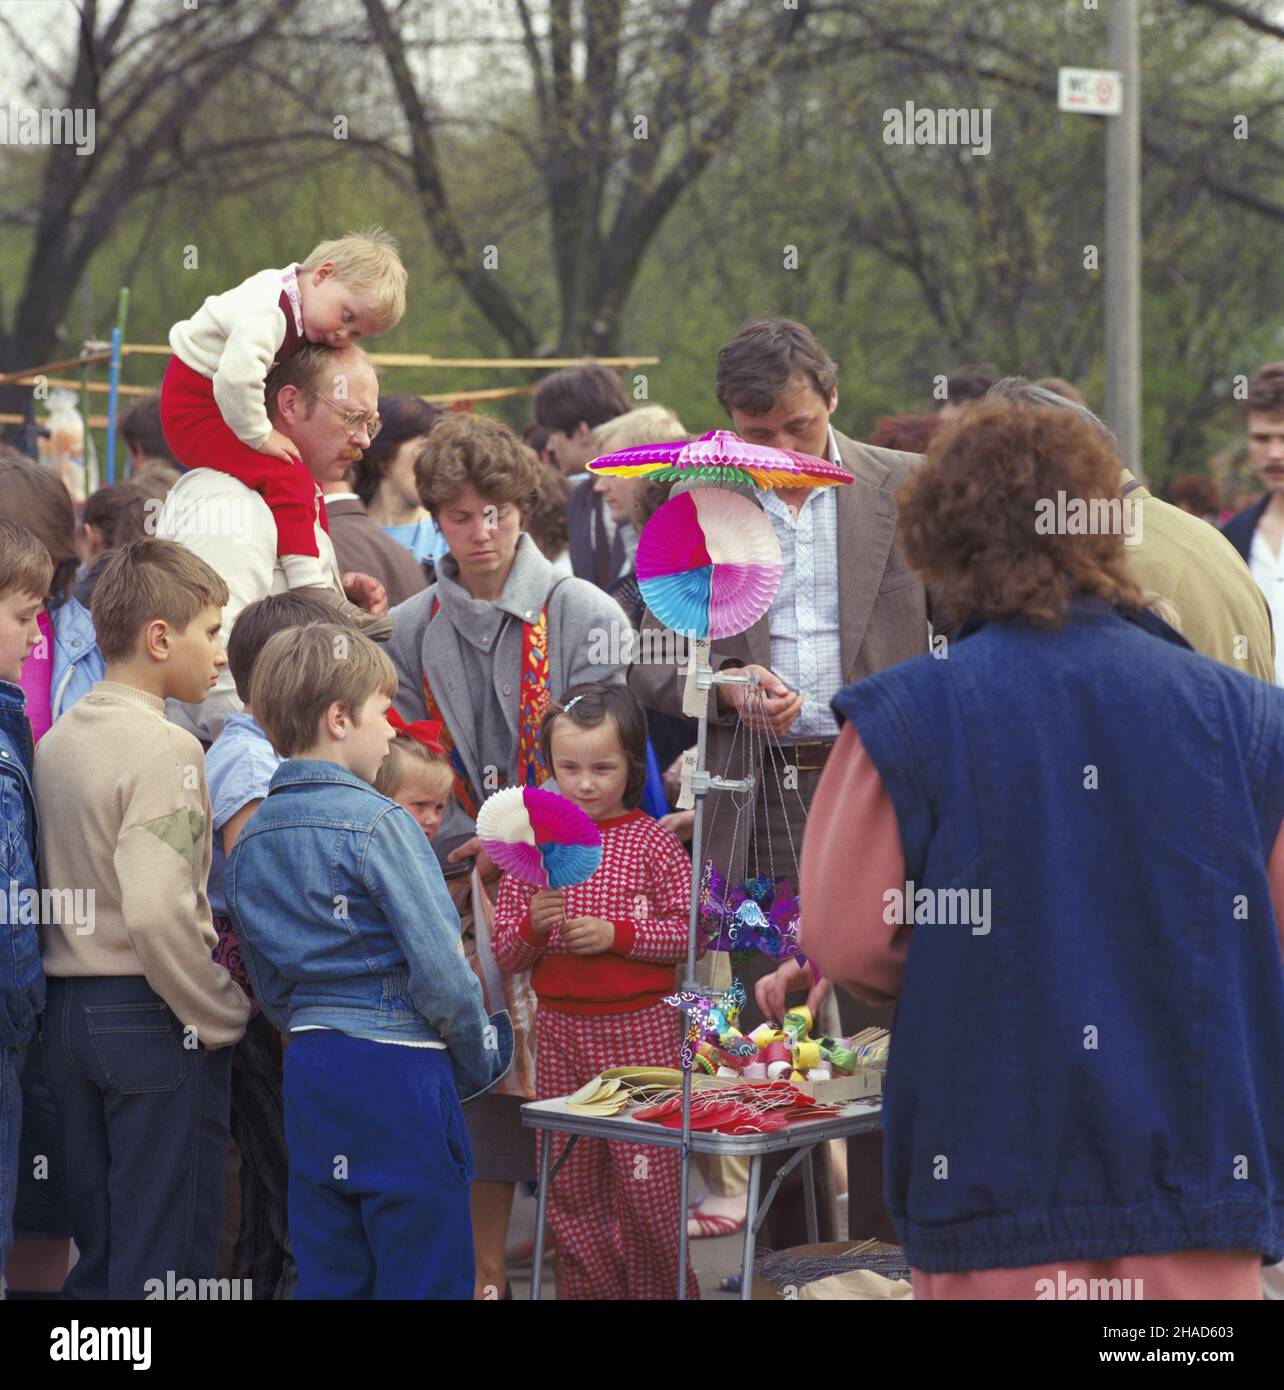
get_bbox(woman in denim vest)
[801,401,1284,1299]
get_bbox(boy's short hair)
[374,735,454,803]
[92,538,229,662]
[0,518,53,600]
[119,392,176,463]
[250,623,397,759]
[226,592,352,704]
[1246,364,1284,418]
[943,364,1000,405]
[532,365,631,436]
[300,226,407,333]
[715,318,838,417]
[538,682,649,811]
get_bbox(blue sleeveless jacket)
[833,601,1284,1272]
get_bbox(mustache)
[339,447,363,461]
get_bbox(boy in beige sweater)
[34,538,250,1300]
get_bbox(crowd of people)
[0,225,1281,1302]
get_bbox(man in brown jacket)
[320,477,428,608]
[629,318,929,1251]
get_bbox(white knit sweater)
[168,265,301,448]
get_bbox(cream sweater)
[168,265,299,448]
[35,682,250,1049]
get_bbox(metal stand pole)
[1105,0,1141,473]
[675,709,709,1300]
[674,652,757,1300]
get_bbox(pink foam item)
[708,562,781,637]
[522,785,600,845]
[587,430,854,488]
[634,491,711,581]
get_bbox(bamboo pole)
[0,350,112,384]
[8,377,152,396]
[420,384,538,405]
[0,413,112,428]
[120,344,659,369]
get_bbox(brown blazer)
[323,496,429,609]
[627,428,929,883]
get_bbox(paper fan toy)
[474,785,602,888]
[635,488,782,639]
[587,428,853,490]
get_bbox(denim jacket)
[225,759,513,1103]
[50,596,104,720]
[0,681,42,1047]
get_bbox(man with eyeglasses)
[157,344,391,741]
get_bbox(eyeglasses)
[312,392,382,440]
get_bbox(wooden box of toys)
[694,1009,888,1104]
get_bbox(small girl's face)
[550,715,630,822]
[394,772,452,840]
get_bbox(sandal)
[687,1208,746,1240]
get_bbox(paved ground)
[506,1179,851,1300]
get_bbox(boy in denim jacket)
[226,623,511,1299]
[0,522,51,1278]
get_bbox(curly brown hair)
[413,412,543,519]
[897,401,1143,631]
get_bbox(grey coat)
[387,533,631,843]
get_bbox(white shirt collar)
[324,491,359,504]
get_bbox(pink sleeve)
[1267,822,1284,960]
[491,872,544,972]
[799,723,909,1005]
[614,823,692,964]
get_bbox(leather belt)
[766,738,836,773]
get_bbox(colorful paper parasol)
[635,487,781,639]
[587,428,853,490]
[475,786,602,888]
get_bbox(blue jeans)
[42,977,233,1300]
[284,1032,475,1299]
[0,1040,27,1279]
[14,1032,71,1240]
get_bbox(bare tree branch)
[1178,0,1284,40]
[361,0,538,353]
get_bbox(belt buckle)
[783,740,828,772]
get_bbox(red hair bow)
[388,708,445,755]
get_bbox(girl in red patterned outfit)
[492,683,699,1300]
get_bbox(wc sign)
[1057,67,1124,117]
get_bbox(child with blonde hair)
[162,229,407,632]
[374,714,453,841]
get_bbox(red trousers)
[160,355,321,558]
[537,1001,700,1300]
